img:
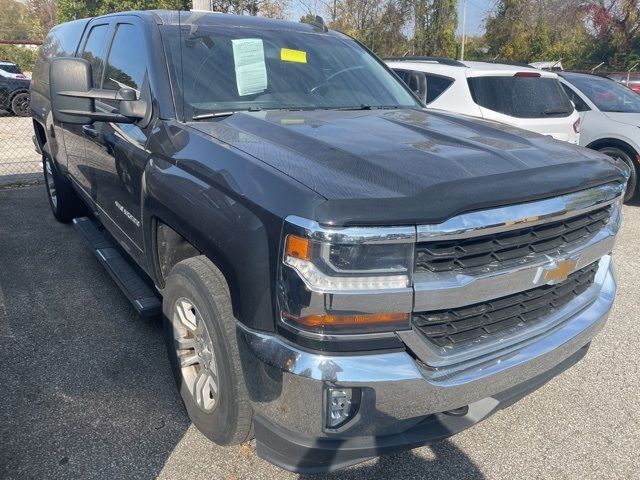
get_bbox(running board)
[73,217,161,317]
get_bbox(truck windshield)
[160,24,420,120]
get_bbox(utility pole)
[627,63,639,87]
[460,0,467,61]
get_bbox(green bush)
[0,45,38,73]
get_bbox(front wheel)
[162,256,253,445]
[598,146,638,202]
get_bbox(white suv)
[386,57,581,144]
[559,72,640,201]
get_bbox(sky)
[456,0,495,36]
[287,0,495,37]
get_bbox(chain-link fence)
[0,106,42,187]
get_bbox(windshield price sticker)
[232,38,268,96]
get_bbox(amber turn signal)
[283,312,409,329]
[285,234,311,261]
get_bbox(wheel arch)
[585,137,639,158]
[149,212,244,326]
[32,119,47,152]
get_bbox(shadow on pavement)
[0,185,484,479]
[0,185,190,479]
[304,440,484,480]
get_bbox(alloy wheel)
[172,297,220,412]
[12,93,30,117]
[45,159,57,210]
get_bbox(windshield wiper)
[332,104,402,111]
[192,106,262,121]
[542,108,570,116]
[334,104,372,111]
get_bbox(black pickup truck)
[31,10,626,474]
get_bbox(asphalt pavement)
[1,184,638,479]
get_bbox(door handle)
[82,125,99,139]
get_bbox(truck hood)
[190,108,626,225]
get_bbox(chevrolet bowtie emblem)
[543,259,578,283]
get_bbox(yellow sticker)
[281,48,307,64]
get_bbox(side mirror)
[50,57,94,124]
[50,57,148,125]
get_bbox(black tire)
[162,256,253,445]
[43,152,86,223]
[598,145,638,202]
[10,92,30,117]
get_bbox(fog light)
[327,388,353,428]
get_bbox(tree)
[56,0,288,22]
[257,0,289,19]
[300,13,316,24]
[56,1,192,22]
[328,0,410,56]
[0,0,41,40]
[412,0,457,57]
[484,0,593,67]
[581,0,640,68]
[29,0,57,34]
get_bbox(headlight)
[278,217,415,335]
[285,235,412,290]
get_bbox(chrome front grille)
[414,206,612,273]
[413,262,599,347]
[405,182,623,366]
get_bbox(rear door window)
[468,75,574,118]
[81,23,110,87]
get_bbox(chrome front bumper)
[237,258,615,469]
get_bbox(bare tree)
[28,0,57,33]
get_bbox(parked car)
[0,61,30,116]
[529,60,564,72]
[0,60,28,79]
[607,72,640,95]
[32,11,626,473]
[386,57,581,144]
[559,72,640,201]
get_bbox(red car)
[608,72,640,94]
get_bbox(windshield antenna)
[178,9,185,122]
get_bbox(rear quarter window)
[392,69,454,104]
[468,75,574,118]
